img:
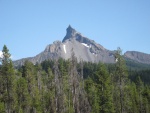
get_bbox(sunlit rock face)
[124,51,150,64]
[14,25,150,66]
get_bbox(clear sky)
[0,0,150,60]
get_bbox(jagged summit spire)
[67,24,73,29]
[62,25,77,42]
[67,25,75,31]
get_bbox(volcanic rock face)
[14,25,116,66]
[124,51,150,64]
[13,25,150,66]
[62,25,77,42]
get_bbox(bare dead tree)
[68,49,91,113]
[54,60,64,113]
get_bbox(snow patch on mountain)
[63,45,67,54]
[13,25,117,66]
[81,43,90,48]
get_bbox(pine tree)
[95,63,114,113]
[59,59,70,113]
[68,50,91,113]
[44,67,56,113]
[85,77,99,113]
[142,85,150,112]
[136,76,144,113]
[127,82,139,113]
[0,45,15,113]
[114,47,128,113]
[15,77,30,113]
[22,61,40,112]
[0,65,5,113]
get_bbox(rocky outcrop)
[124,51,150,64]
[13,25,116,66]
[62,25,77,42]
[14,25,150,66]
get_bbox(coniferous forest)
[0,45,150,113]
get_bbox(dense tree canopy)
[0,45,150,113]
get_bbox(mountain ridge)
[13,26,150,66]
[124,51,150,64]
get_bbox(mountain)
[124,51,150,64]
[14,25,115,66]
[13,25,150,66]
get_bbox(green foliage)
[96,64,114,113]
[0,102,5,113]
[125,57,150,70]
[0,45,15,113]
[114,47,128,113]
[1,45,150,113]
[15,77,30,112]
[85,77,99,113]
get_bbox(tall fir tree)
[136,76,144,113]
[114,47,128,113]
[95,63,114,113]
[0,45,15,113]
[22,61,40,112]
[85,77,99,113]
[15,77,30,113]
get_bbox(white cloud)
[0,51,3,58]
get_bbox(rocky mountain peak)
[62,25,77,42]
[62,25,106,52]
[62,25,93,44]
[14,25,150,66]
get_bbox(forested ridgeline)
[0,45,150,113]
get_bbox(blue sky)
[0,0,150,60]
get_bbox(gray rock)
[14,25,116,66]
[14,25,150,66]
[124,51,150,64]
